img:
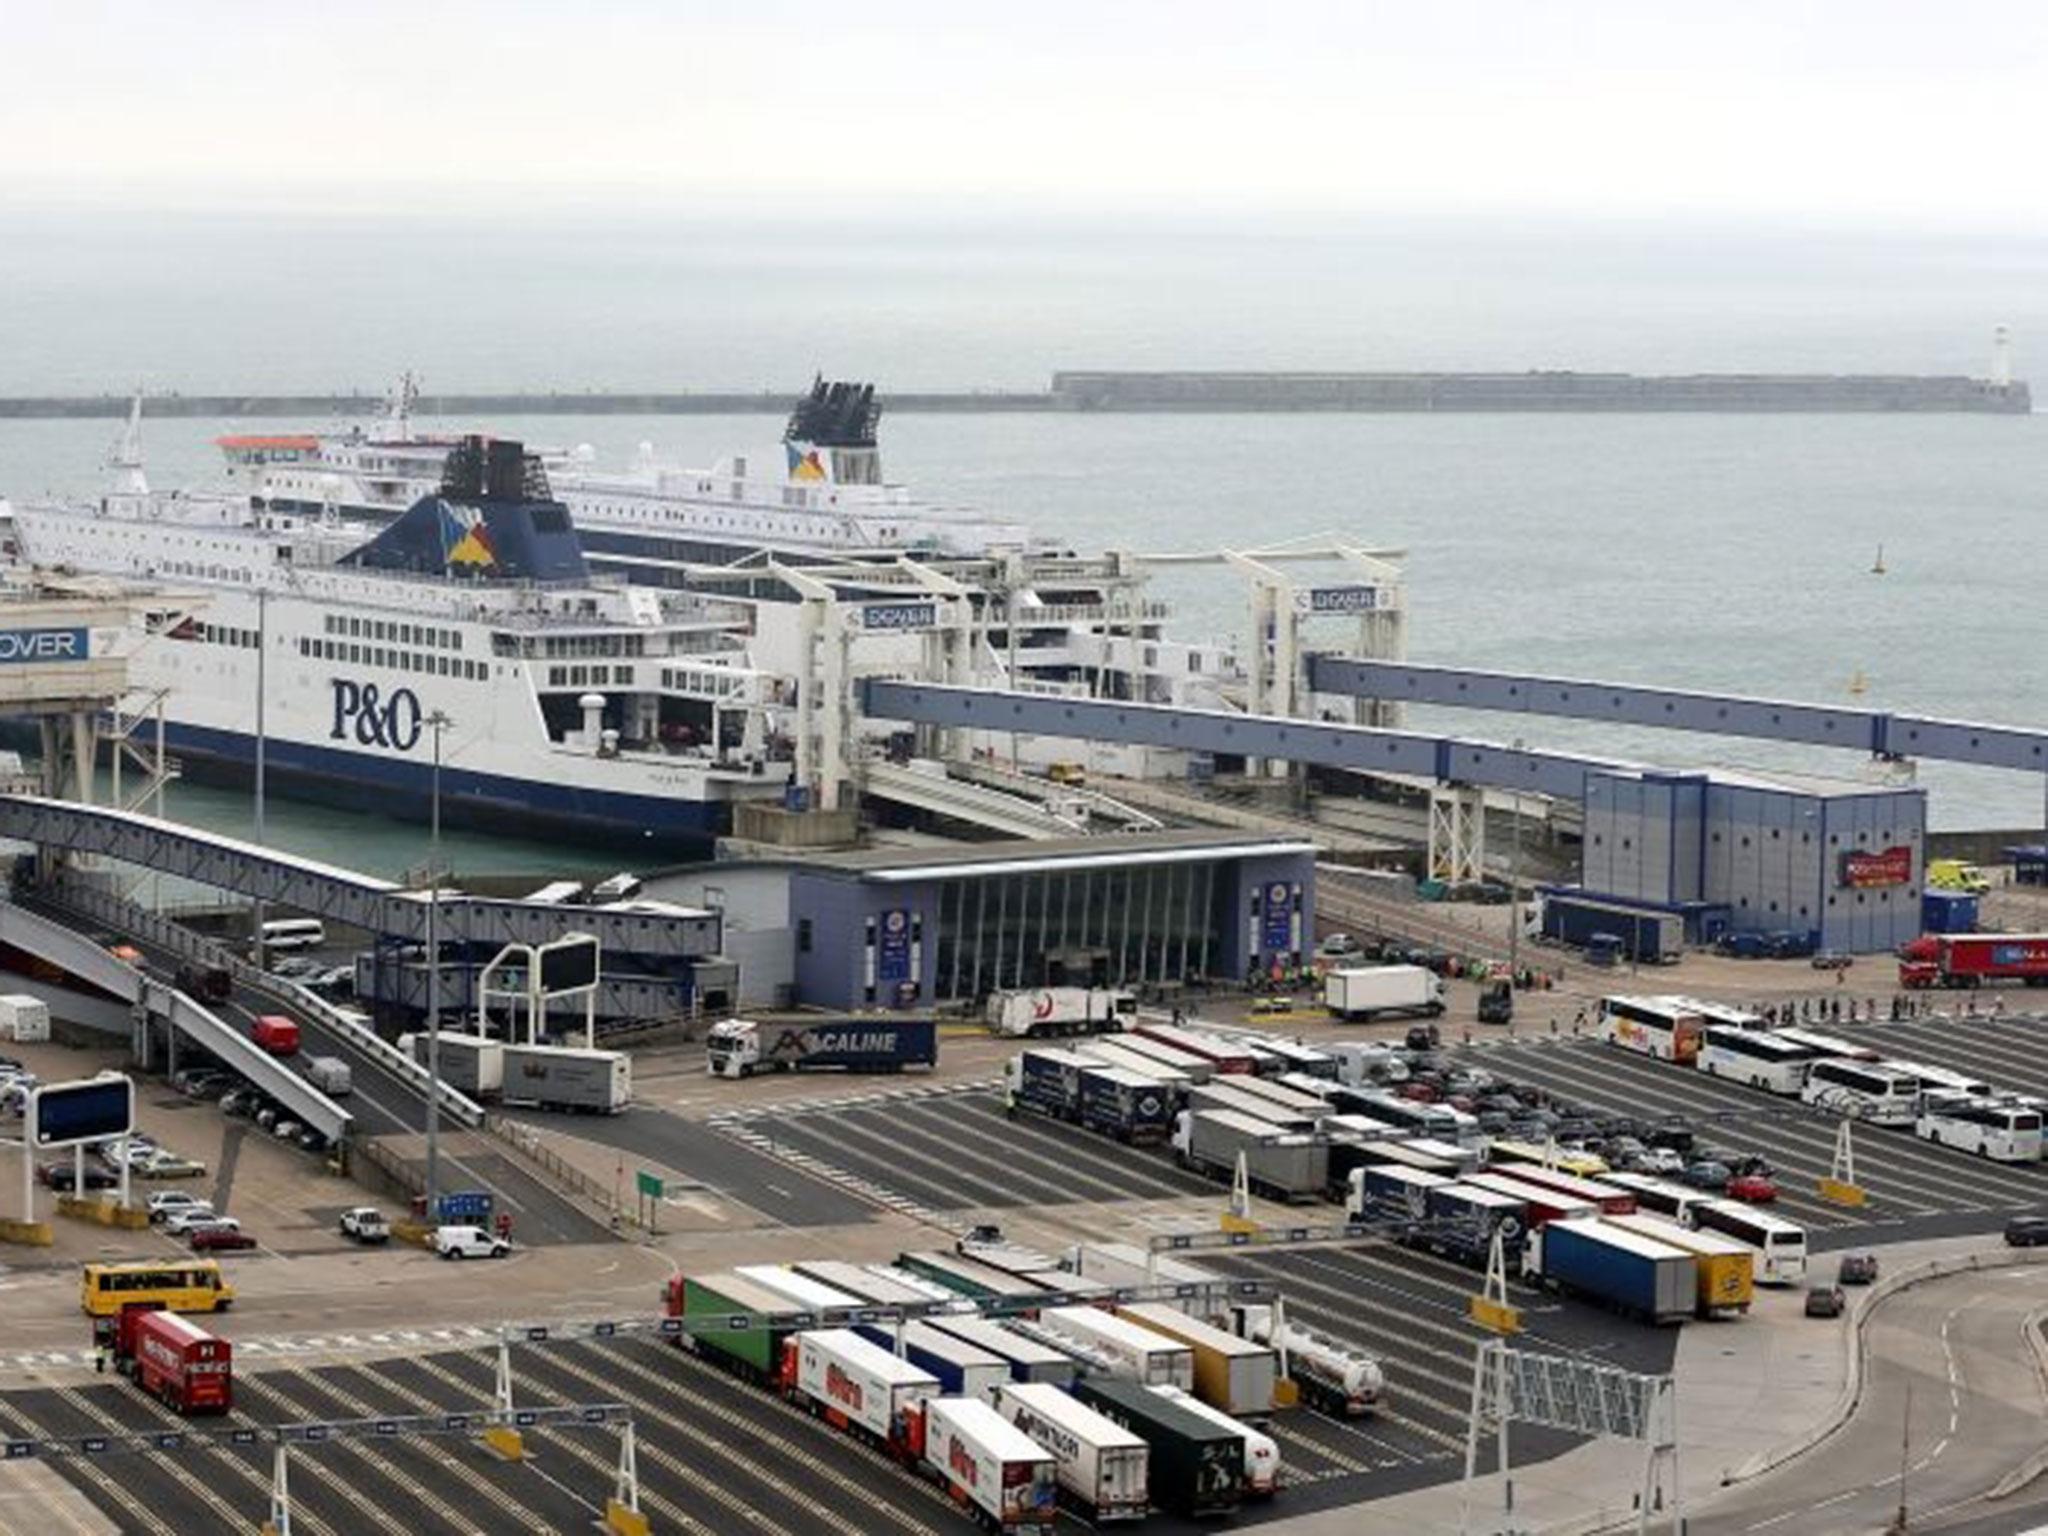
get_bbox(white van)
[432,1224,509,1260]
[260,918,327,952]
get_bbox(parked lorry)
[1148,1385,1278,1497]
[1538,892,1683,964]
[1115,1302,1277,1418]
[1346,1163,1452,1223]
[1173,1109,1328,1202]
[896,1250,1053,1308]
[120,1308,233,1414]
[1060,1242,1226,1319]
[926,1315,1080,1387]
[0,993,49,1043]
[1417,1184,1528,1264]
[985,988,1136,1038]
[1004,1048,1100,1122]
[1324,965,1446,1022]
[794,1328,939,1457]
[401,1032,504,1097]
[667,1271,810,1384]
[499,1043,630,1113]
[1898,933,2048,989]
[1606,1213,1754,1317]
[1522,1218,1697,1325]
[1040,1306,1193,1389]
[921,1396,1060,1534]
[1077,1065,1174,1145]
[706,1017,938,1078]
[1460,1171,1598,1229]
[1132,1022,1259,1074]
[991,1380,1150,1524]
[854,1320,1010,1405]
[1072,1375,1245,1518]
[1238,1307,1384,1417]
[304,1055,353,1096]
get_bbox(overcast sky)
[3,1,2042,227]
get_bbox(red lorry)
[119,1307,233,1414]
[1898,933,2048,989]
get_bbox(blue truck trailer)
[1077,1064,1174,1144]
[1003,1048,1102,1122]
[1537,891,1684,964]
[852,1320,1011,1404]
[705,1017,938,1077]
[1523,1217,1696,1325]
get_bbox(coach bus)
[1695,1027,1828,1095]
[1914,1093,2044,1163]
[1801,1058,1921,1126]
[1772,1029,1880,1063]
[1673,997,1767,1031]
[1692,1199,1808,1285]
[1602,1172,1714,1227]
[1885,1061,1992,1100]
[1598,996,1705,1063]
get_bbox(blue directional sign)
[29,1075,133,1149]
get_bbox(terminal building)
[646,831,1317,1010]
[1556,767,1927,954]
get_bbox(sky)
[3,1,2044,228]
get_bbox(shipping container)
[1072,1375,1245,1517]
[1208,1074,1336,1124]
[1040,1306,1194,1389]
[795,1329,939,1455]
[925,1316,1080,1387]
[991,1381,1150,1524]
[1539,893,1684,963]
[1188,1081,1319,1131]
[1919,890,1980,936]
[921,1396,1059,1534]
[1605,1213,1755,1316]
[1524,1218,1697,1325]
[1115,1302,1277,1417]
[499,1043,630,1113]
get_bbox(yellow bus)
[80,1260,234,1318]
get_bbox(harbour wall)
[0,370,2029,418]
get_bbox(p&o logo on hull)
[331,680,423,752]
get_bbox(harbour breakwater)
[0,370,2027,418]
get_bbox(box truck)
[921,1396,1059,1534]
[1040,1306,1193,1389]
[1071,1375,1244,1518]
[1522,1218,1697,1325]
[985,988,1136,1038]
[991,1381,1150,1524]
[303,1055,352,1096]
[1115,1302,1277,1418]
[1324,965,1446,1022]
[794,1329,939,1457]
[499,1043,630,1113]
[706,1017,937,1078]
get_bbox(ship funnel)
[1993,325,2014,388]
[783,376,882,487]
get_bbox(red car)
[1727,1173,1778,1204]
[189,1225,257,1252]
[1397,1081,1440,1103]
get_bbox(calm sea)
[0,207,2043,865]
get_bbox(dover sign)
[0,627,89,664]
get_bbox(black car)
[1837,1253,1879,1285]
[2005,1215,2048,1248]
[40,1162,119,1191]
[1804,1285,1846,1318]
[1646,1119,1697,1153]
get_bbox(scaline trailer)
[991,1381,1151,1524]
[706,1017,938,1078]
[921,1396,1060,1535]
[795,1330,939,1458]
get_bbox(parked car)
[1804,1285,1847,1319]
[339,1207,390,1244]
[1636,1147,1687,1176]
[1645,1118,1697,1153]
[135,1151,207,1179]
[174,1070,233,1100]
[295,1127,330,1154]
[1810,950,1854,971]
[39,1162,119,1191]
[269,1118,303,1142]
[269,956,324,982]
[1682,1161,1734,1193]
[1317,933,1365,960]
[1397,1081,1440,1103]
[99,1136,158,1169]
[220,1087,262,1117]
[189,1225,257,1253]
[1727,1173,1778,1204]
[161,1205,223,1235]
[1405,1024,1442,1053]
[147,1191,208,1222]
[432,1225,510,1260]
[2004,1215,2048,1248]
[1837,1254,1879,1286]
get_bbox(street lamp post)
[422,710,452,1220]
[1508,738,1524,981]
[251,587,269,960]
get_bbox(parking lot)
[0,1312,1497,1536]
[1471,1019,2048,1247]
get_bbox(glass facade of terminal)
[928,861,1222,1001]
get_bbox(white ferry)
[221,376,1037,563]
[11,428,793,845]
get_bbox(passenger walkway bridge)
[0,796,721,958]
[1309,659,2048,776]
